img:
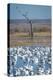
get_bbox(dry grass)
[9,32,51,47]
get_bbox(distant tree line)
[10,26,51,34]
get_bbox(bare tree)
[16,7,33,39]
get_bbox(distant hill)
[10,19,51,25]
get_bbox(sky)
[9,4,51,20]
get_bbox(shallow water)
[7,46,51,76]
